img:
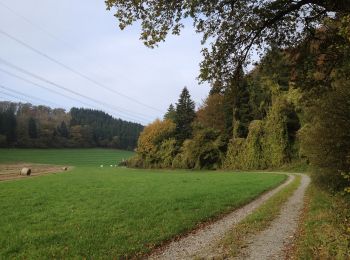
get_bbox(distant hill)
[0,101,143,150]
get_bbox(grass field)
[0,148,134,166]
[0,149,287,258]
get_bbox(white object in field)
[20,168,31,176]
[62,167,68,171]
[100,165,104,168]
[110,165,113,167]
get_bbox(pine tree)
[58,121,69,138]
[28,117,38,139]
[164,104,176,121]
[223,66,252,138]
[2,109,17,144]
[174,87,196,144]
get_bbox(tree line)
[0,103,143,150]
[126,19,350,194]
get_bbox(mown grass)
[293,184,350,259]
[0,149,287,258]
[0,148,133,166]
[219,174,301,258]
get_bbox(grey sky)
[0,0,211,124]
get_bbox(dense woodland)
[119,6,350,194]
[0,103,143,150]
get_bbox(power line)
[0,67,104,110]
[0,89,145,127]
[0,1,75,50]
[0,0,131,85]
[0,67,149,124]
[0,28,163,113]
[0,58,150,123]
[0,83,60,107]
[0,68,148,123]
[0,89,37,105]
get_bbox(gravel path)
[148,173,295,260]
[237,173,310,260]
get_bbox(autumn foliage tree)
[196,93,225,134]
[131,119,176,168]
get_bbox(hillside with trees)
[0,102,143,150]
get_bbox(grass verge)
[291,184,350,259]
[219,174,301,258]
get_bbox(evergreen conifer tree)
[164,104,176,121]
[174,87,196,144]
[28,117,38,139]
[58,121,69,138]
[223,67,252,138]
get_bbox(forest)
[0,103,143,150]
[125,14,350,193]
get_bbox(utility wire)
[0,1,76,50]
[0,58,150,123]
[0,89,39,105]
[0,68,149,124]
[0,89,145,126]
[0,0,132,85]
[0,67,106,111]
[0,0,133,88]
[0,68,146,123]
[0,83,60,107]
[0,28,163,113]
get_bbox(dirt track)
[148,174,296,260]
[237,173,310,259]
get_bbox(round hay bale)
[20,168,31,176]
[62,167,68,171]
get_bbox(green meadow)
[0,149,286,258]
[0,148,134,166]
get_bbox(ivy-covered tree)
[174,87,196,144]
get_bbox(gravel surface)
[237,173,310,260]
[148,173,294,260]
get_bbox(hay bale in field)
[20,168,31,176]
[62,167,68,171]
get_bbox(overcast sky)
[0,0,211,124]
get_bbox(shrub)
[299,79,350,191]
[173,126,225,169]
[135,119,176,168]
